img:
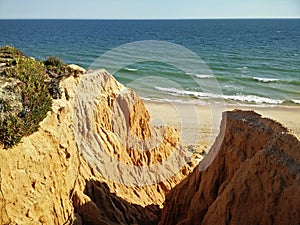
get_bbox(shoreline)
[142,98,300,109]
[144,100,300,151]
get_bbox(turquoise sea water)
[0,19,299,106]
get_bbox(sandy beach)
[144,101,300,151]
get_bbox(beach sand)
[144,101,300,152]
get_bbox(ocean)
[0,19,299,106]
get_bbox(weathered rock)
[0,69,194,224]
[69,64,86,73]
[159,110,300,225]
[73,70,195,206]
[0,76,23,120]
[0,74,80,224]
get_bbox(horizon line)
[0,17,300,20]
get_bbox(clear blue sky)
[0,0,299,19]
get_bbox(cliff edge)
[0,66,194,225]
[159,110,300,225]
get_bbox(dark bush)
[0,46,52,148]
[43,56,64,68]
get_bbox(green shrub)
[0,46,52,148]
[0,46,23,57]
[43,56,63,68]
[0,115,23,148]
[0,46,82,149]
[43,56,75,80]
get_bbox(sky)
[0,0,299,19]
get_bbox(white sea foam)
[124,67,138,72]
[291,99,300,104]
[155,87,213,98]
[222,94,283,104]
[253,77,280,83]
[155,86,284,104]
[238,66,248,70]
[195,74,214,79]
[185,72,214,79]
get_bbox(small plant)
[0,99,11,112]
[43,56,63,68]
[43,56,76,80]
[0,115,23,148]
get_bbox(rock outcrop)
[159,110,300,225]
[73,70,194,189]
[0,76,23,119]
[0,69,194,225]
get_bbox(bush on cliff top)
[43,56,64,68]
[0,46,52,148]
[43,55,81,79]
[0,46,81,148]
[0,45,23,57]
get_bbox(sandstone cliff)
[0,69,194,225]
[159,110,300,225]
[0,49,299,225]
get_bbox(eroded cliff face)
[159,110,300,225]
[1,67,299,225]
[0,72,80,224]
[0,69,195,225]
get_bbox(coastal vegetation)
[0,46,82,148]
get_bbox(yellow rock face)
[0,69,195,225]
